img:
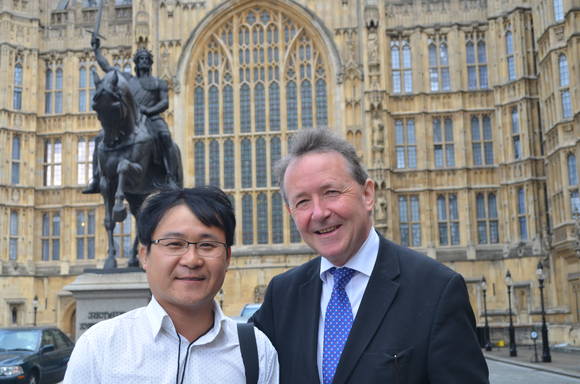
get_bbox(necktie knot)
[330,267,355,290]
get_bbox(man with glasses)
[65,186,279,383]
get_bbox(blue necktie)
[323,267,355,384]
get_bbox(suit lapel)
[297,261,323,384]
[332,235,401,384]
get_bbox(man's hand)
[91,34,101,50]
[140,105,150,116]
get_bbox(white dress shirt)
[317,228,379,381]
[64,297,279,384]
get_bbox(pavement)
[484,345,580,380]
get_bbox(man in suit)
[251,128,489,383]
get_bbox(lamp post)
[32,295,39,326]
[536,262,552,362]
[481,276,492,351]
[505,270,517,357]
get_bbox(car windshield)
[0,330,40,352]
[240,305,261,318]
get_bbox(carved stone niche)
[364,4,379,30]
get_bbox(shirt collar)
[145,296,229,345]
[319,227,379,282]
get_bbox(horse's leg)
[126,193,146,268]
[102,184,118,269]
[112,159,130,223]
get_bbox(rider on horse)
[84,36,179,193]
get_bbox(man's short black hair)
[137,186,235,249]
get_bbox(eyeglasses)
[151,238,227,258]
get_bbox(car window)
[41,330,55,347]
[0,330,40,351]
[241,304,261,318]
[52,330,71,349]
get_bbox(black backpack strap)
[237,322,259,384]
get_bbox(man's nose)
[310,196,330,221]
[179,245,204,267]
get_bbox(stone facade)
[0,0,578,345]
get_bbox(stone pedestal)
[64,269,150,340]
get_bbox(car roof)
[0,327,59,332]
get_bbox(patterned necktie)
[322,267,355,384]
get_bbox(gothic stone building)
[0,0,578,345]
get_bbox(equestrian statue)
[85,34,183,269]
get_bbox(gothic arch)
[174,0,341,246]
[174,0,343,143]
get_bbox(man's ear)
[138,244,149,271]
[363,178,376,212]
[225,247,232,269]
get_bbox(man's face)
[284,151,375,266]
[139,204,230,316]
[136,55,151,71]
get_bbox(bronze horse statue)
[92,70,183,268]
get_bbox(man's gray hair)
[275,128,369,202]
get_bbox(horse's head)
[92,70,140,145]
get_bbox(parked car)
[0,327,74,384]
[232,303,262,323]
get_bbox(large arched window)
[190,6,331,245]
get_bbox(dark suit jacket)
[251,234,489,384]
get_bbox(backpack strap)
[237,322,259,384]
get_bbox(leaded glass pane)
[479,66,488,88]
[255,83,266,132]
[429,44,437,66]
[301,80,312,128]
[562,90,572,119]
[411,196,420,221]
[209,86,219,135]
[224,140,235,189]
[476,194,485,218]
[241,84,251,132]
[391,46,400,69]
[257,193,268,244]
[473,143,482,166]
[269,82,280,131]
[437,196,447,220]
[316,79,327,126]
[223,85,234,134]
[256,138,267,187]
[466,42,475,64]
[194,87,205,136]
[468,67,477,89]
[272,192,283,243]
[554,0,564,21]
[270,137,281,187]
[194,141,205,186]
[568,154,577,186]
[408,147,417,168]
[402,45,411,68]
[290,217,301,243]
[392,72,401,93]
[449,195,458,220]
[488,194,498,218]
[209,140,220,187]
[242,194,253,245]
[287,81,298,130]
[395,120,404,145]
[399,196,408,222]
[242,139,252,188]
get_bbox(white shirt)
[64,297,279,384]
[317,228,379,381]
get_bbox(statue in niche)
[367,31,379,66]
[372,114,384,148]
